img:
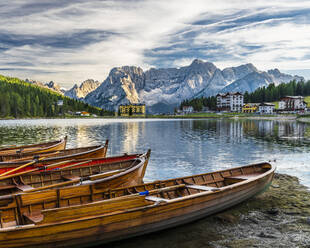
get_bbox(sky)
[0,0,310,88]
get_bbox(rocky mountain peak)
[25,79,64,94]
[267,69,304,85]
[190,59,204,65]
[82,59,304,113]
[188,59,217,75]
[65,79,100,99]
[267,68,281,77]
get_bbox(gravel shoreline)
[107,173,310,248]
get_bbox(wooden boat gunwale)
[83,150,150,184]
[1,144,104,162]
[0,140,109,168]
[0,137,67,157]
[0,161,275,248]
[0,161,274,218]
[0,137,67,152]
[35,161,276,216]
[0,149,151,198]
[39,143,108,163]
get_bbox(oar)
[55,160,92,171]
[0,159,73,181]
[0,157,46,177]
[0,160,91,181]
[25,178,81,192]
[25,162,120,193]
[6,151,61,162]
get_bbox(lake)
[1,118,310,186]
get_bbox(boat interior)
[0,155,143,196]
[0,162,272,229]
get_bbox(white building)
[216,92,244,112]
[258,103,275,114]
[182,106,194,114]
[278,96,307,111]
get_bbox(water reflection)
[0,118,310,186]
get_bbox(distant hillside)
[0,75,112,118]
[180,80,310,111]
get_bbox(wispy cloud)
[0,0,310,87]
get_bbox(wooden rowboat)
[0,137,67,156]
[0,161,275,248]
[0,150,151,196]
[0,140,109,173]
[0,140,108,163]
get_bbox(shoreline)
[108,173,310,248]
[0,114,304,121]
[297,117,310,123]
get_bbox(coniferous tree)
[0,74,113,118]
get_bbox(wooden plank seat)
[186,184,219,191]
[16,184,34,191]
[225,173,261,180]
[23,212,43,224]
[61,175,81,181]
[145,196,170,203]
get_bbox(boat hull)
[0,137,67,156]
[0,168,274,248]
[0,151,150,196]
[0,141,108,173]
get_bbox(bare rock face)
[46,81,63,94]
[84,66,143,111]
[267,69,304,85]
[65,79,100,99]
[82,59,304,113]
[25,79,65,94]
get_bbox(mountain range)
[64,79,100,99]
[25,79,66,95]
[27,59,304,113]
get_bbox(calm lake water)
[1,118,310,186]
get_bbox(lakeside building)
[119,104,146,117]
[278,96,307,112]
[81,111,90,117]
[182,106,194,114]
[242,103,259,113]
[75,111,90,116]
[216,92,244,112]
[258,103,275,114]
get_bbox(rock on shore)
[107,174,310,248]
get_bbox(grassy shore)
[0,112,304,120]
[146,112,298,120]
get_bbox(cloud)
[0,0,310,87]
